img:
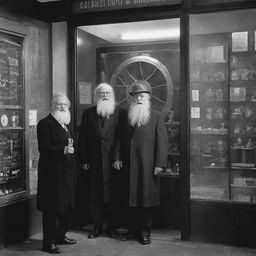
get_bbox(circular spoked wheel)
[110,55,173,116]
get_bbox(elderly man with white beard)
[120,82,168,245]
[37,93,77,254]
[79,83,124,239]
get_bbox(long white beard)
[97,98,115,118]
[128,100,151,127]
[52,109,71,125]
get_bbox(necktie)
[63,124,71,136]
[100,117,105,128]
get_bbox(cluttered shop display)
[0,31,25,203]
[190,31,256,202]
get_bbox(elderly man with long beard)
[121,82,168,245]
[79,83,124,239]
[37,93,77,254]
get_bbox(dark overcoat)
[79,106,123,204]
[37,114,76,214]
[121,109,168,207]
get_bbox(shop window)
[190,9,256,202]
[0,31,25,203]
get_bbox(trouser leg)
[42,212,57,244]
[105,203,119,229]
[128,207,140,237]
[56,213,68,239]
[89,204,103,231]
[141,207,153,237]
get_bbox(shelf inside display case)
[191,127,228,135]
[231,167,256,170]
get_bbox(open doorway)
[75,18,181,242]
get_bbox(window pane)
[0,32,25,198]
[190,9,256,202]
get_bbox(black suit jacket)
[79,106,124,204]
[37,114,76,214]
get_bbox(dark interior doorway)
[75,18,181,241]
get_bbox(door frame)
[67,5,191,240]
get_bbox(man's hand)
[113,160,123,170]
[81,163,89,170]
[64,145,74,154]
[154,167,163,176]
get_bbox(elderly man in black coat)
[121,82,168,245]
[79,83,123,239]
[37,93,77,254]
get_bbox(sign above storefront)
[73,0,182,13]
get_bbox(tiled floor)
[0,227,256,256]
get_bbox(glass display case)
[229,31,256,202]
[0,31,25,203]
[190,34,229,200]
[190,29,256,203]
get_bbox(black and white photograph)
[1,0,256,256]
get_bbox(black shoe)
[56,236,77,245]
[42,243,61,254]
[139,235,151,245]
[88,229,103,239]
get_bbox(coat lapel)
[92,108,101,136]
[49,114,70,140]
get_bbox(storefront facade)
[1,0,256,248]
[70,0,256,247]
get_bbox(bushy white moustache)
[128,100,151,127]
